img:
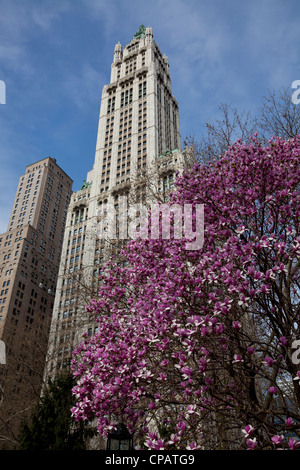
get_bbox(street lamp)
[106,423,133,450]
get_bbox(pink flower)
[279,336,287,346]
[271,435,284,445]
[158,373,167,381]
[288,438,300,450]
[233,354,244,363]
[268,386,277,395]
[293,371,300,382]
[247,347,256,355]
[246,437,257,450]
[232,321,242,329]
[155,439,165,450]
[177,421,187,431]
[285,417,293,427]
[168,433,179,445]
[263,356,275,367]
[205,377,213,385]
[261,284,270,294]
[242,425,254,438]
[187,441,199,450]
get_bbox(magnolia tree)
[71,136,300,450]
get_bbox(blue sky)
[0,0,299,233]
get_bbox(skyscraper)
[0,157,72,447]
[45,26,189,380]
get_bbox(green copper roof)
[158,148,179,158]
[79,180,92,191]
[134,24,146,39]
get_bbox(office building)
[0,157,72,447]
[45,25,189,383]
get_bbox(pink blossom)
[233,354,244,363]
[70,136,300,450]
[288,438,300,450]
[279,336,287,346]
[285,417,293,427]
[293,371,300,382]
[263,356,276,367]
[176,421,187,431]
[271,435,284,445]
[246,438,257,450]
[187,441,199,450]
[168,433,179,445]
[242,425,254,438]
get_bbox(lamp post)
[106,423,133,450]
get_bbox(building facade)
[45,26,189,381]
[0,157,72,447]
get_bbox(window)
[139,81,147,99]
[120,88,133,108]
[107,96,115,113]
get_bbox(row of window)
[107,82,146,113]
[115,49,146,79]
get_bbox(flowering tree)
[71,136,300,450]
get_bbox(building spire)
[145,26,153,44]
[113,41,122,62]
